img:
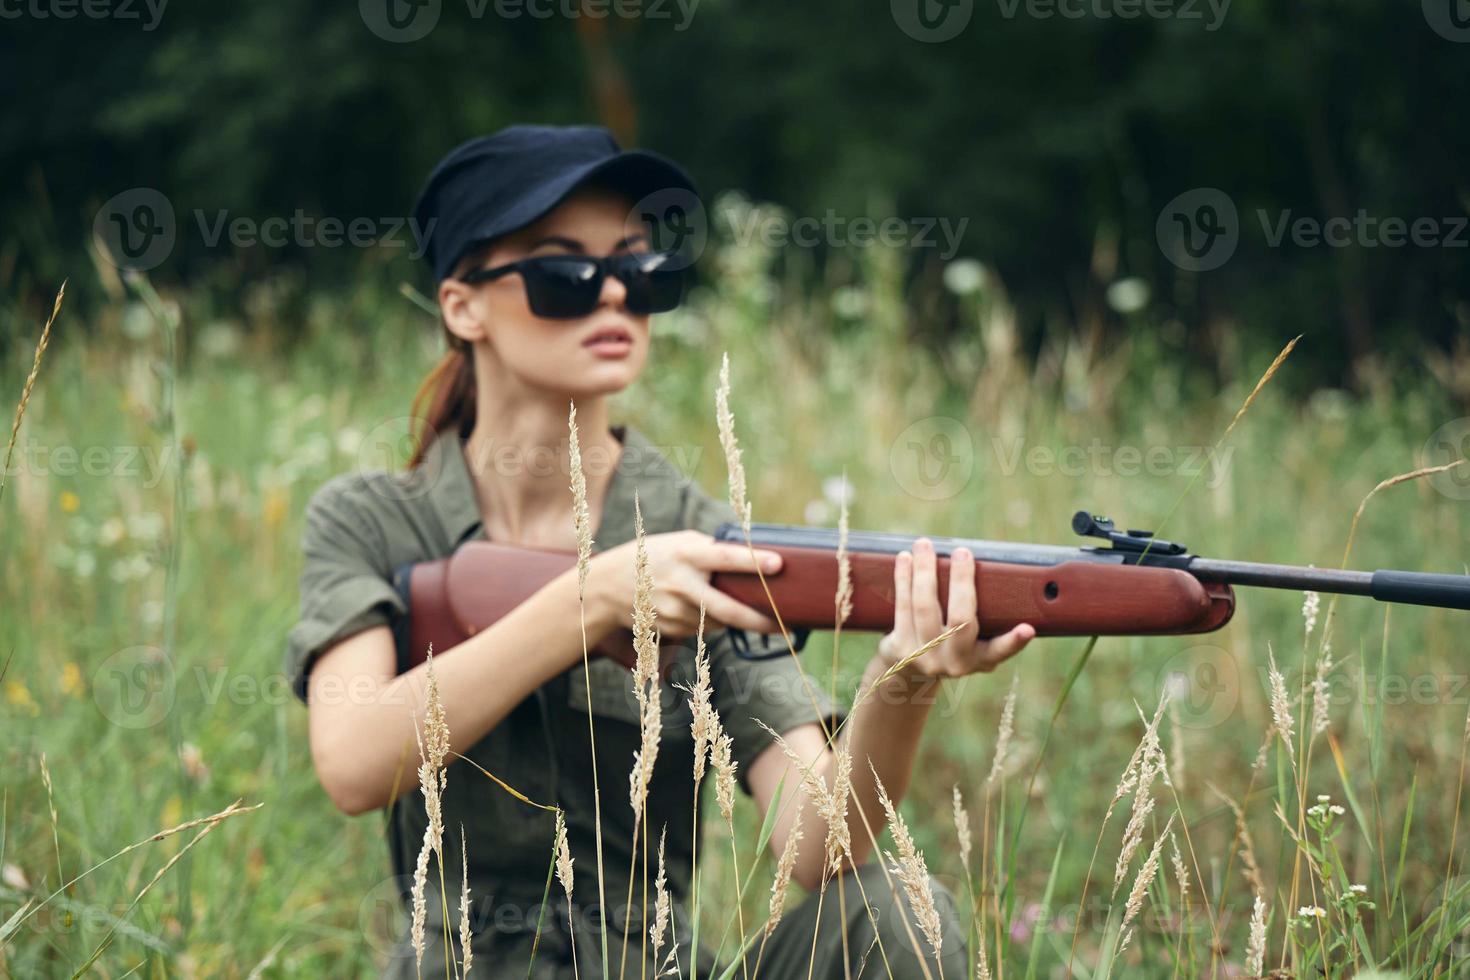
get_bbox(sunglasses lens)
[619,253,685,315]
[522,257,603,318]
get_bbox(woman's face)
[438,185,655,399]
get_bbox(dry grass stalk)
[1229,799,1264,898]
[556,809,575,902]
[709,725,744,980]
[630,492,659,703]
[569,402,593,596]
[1215,335,1300,447]
[835,490,853,627]
[629,493,662,818]
[72,799,238,972]
[1245,894,1267,976]
[2,799,261,946]
[1301,588,1320,639]
[1168,698,1187,792]
[1118,813,1176,954]
[410,645,451,969]
[952,785,972,872]
[1265,647,1297,766]
[1169,832,1189,920]
[822,745,854,879]
[756,721,852,878]
[39,753,62,888]
[1112,695,1170,895]
[1,281,64,505]
[650,827,674,976]
[766,791,807,934]
[974,921,993,980]
[715,352,752,536]
[711,730,737,828]
[872,764,946,974]
[1319,460,1463,650]
[567,402,610,978]
[1309,649,1334,739]
[688,603,715,786]
[459,828,474,975]
[987,676,1018,787]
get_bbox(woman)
[286,124,1036,978]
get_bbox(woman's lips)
[583,328,634,358]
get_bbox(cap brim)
[461,149,700,261]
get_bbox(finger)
[689,541,783,576]
[976,623,1035,670]
[697,585,783,635]
[945,547,978,638]
[892,549,915,639]
[911,538,943,640]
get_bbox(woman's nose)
[597,266,629,309]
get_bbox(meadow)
[2,195,1468,977]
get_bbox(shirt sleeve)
[285,475,407,702]
[680,485,846,792]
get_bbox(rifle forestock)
[710,523,1236,638]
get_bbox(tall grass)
[1,194,1468,975]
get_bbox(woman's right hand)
[586,529,785,640]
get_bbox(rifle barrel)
[1189,559,1470,611]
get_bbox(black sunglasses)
[458,250,686,319]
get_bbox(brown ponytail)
[408,336,476,469]
[408,242,499,469]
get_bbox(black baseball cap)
[412,123,700,283]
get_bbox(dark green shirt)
[287,423,838,971]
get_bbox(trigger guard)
[728,627,811,660]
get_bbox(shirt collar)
[420,422,665,549]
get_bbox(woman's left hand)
[875,537,1036,678]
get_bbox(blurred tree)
[1,0,1464,384]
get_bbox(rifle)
[392,510,1470,670]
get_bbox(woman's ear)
[438,279,489,346]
